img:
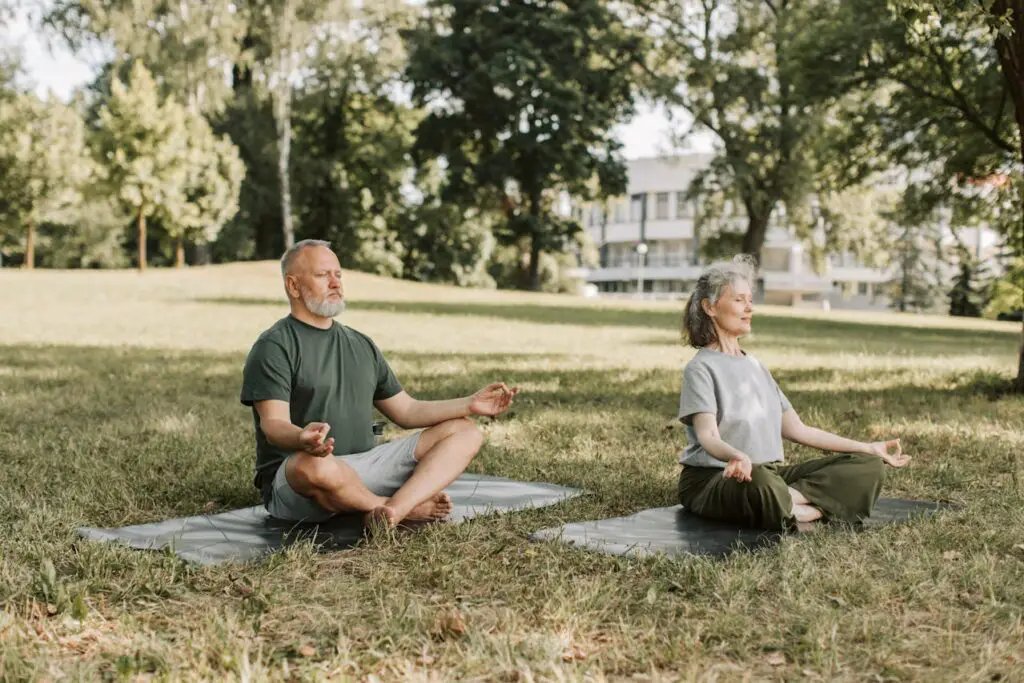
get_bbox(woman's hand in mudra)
[866,439,911,468]
[724,454,753,482]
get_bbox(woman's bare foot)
[792,502,824,523]
[404,492,453,523]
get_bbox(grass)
[0,262,1022,681]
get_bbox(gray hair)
[683,255,757,348]
[280,239,333,277]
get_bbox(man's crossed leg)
[273,417,484,528]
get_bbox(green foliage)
[94,63,189,226]
[985,257,1024,319]
[404,0,643,289]
[635,0,861,258]
[288,4,415,277]
[399,181,499,288]
[161,114,245,264]
[948,245,989,317]
[46,0,246,114]
[36,195,130,268]
[0,91,93,266]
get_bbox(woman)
[677,256,910,531]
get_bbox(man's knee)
[418,418,483,458]
[286,453,344,493]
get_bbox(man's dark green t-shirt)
[240,315,403,504]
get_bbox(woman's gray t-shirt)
[677,348,792,468]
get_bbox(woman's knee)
[850,453,887,485]
[745,467,793,527]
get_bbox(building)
[575,155,1003,310]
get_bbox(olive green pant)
[677,453,886,530]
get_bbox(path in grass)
[0,264,1021,680]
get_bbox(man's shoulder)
[249,317,298,354]
[337,324,380,353]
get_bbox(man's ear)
[284,274,298,299]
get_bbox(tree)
[838,0,1024,388]
[887,223,945,312]
[46,0,245,115]
[161,114,245,267]
[633,0,866,260]
[0,93,93,268]
[289,0,415,276]
[948,244,987,317]
[94,63,189,271]
[247,0,351,251]
[404,0,643,290]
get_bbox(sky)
[1,9,713,160]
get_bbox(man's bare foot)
[793,520,822,533]
[363,505,399,536]
[404,492,453,523]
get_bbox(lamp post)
[636,241,648,298]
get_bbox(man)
[241,239,518,529]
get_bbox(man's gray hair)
[280,239,333,277]
[682,255,758,348]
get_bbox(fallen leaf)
[298,645,315,657]
[766,652,786,666]
[561,645,587,662]
[203,501,217,513]
[45,604,58,616]
[827,594,847,607]
[435,610,467,637]
[942,550,962,561]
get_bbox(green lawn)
[1,263,1022,680]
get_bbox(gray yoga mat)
[530,498,957,558]
[78,474,582,565]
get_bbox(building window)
[676,192,691,218]
[857,282,869,296]
[630,194,645,222]
[614,200,626,224]
[760,248,790,272]
[655,192,669,220]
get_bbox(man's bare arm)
[254,400,334,456]
[375,384,517,429]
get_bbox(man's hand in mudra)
[468,382,519,417]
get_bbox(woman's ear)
[701,298,715,318]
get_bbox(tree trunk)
[175,234,186,268]
[277,97,294,251]
[527,189,543,291]
[1016,324,1024,393]
[137,205,147,272]
[991,0,1024,390]
[273,3,296,251]
[24,216,35,270]
[741,210,771,262]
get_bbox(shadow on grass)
[0,343,1017,523]
[198,296,1019,351]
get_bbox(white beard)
[304,292,346,318]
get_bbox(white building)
[575,155,998,310]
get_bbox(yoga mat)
[78,474,582,565]
[530,498,957,558]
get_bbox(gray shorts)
[267,432,422,523]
